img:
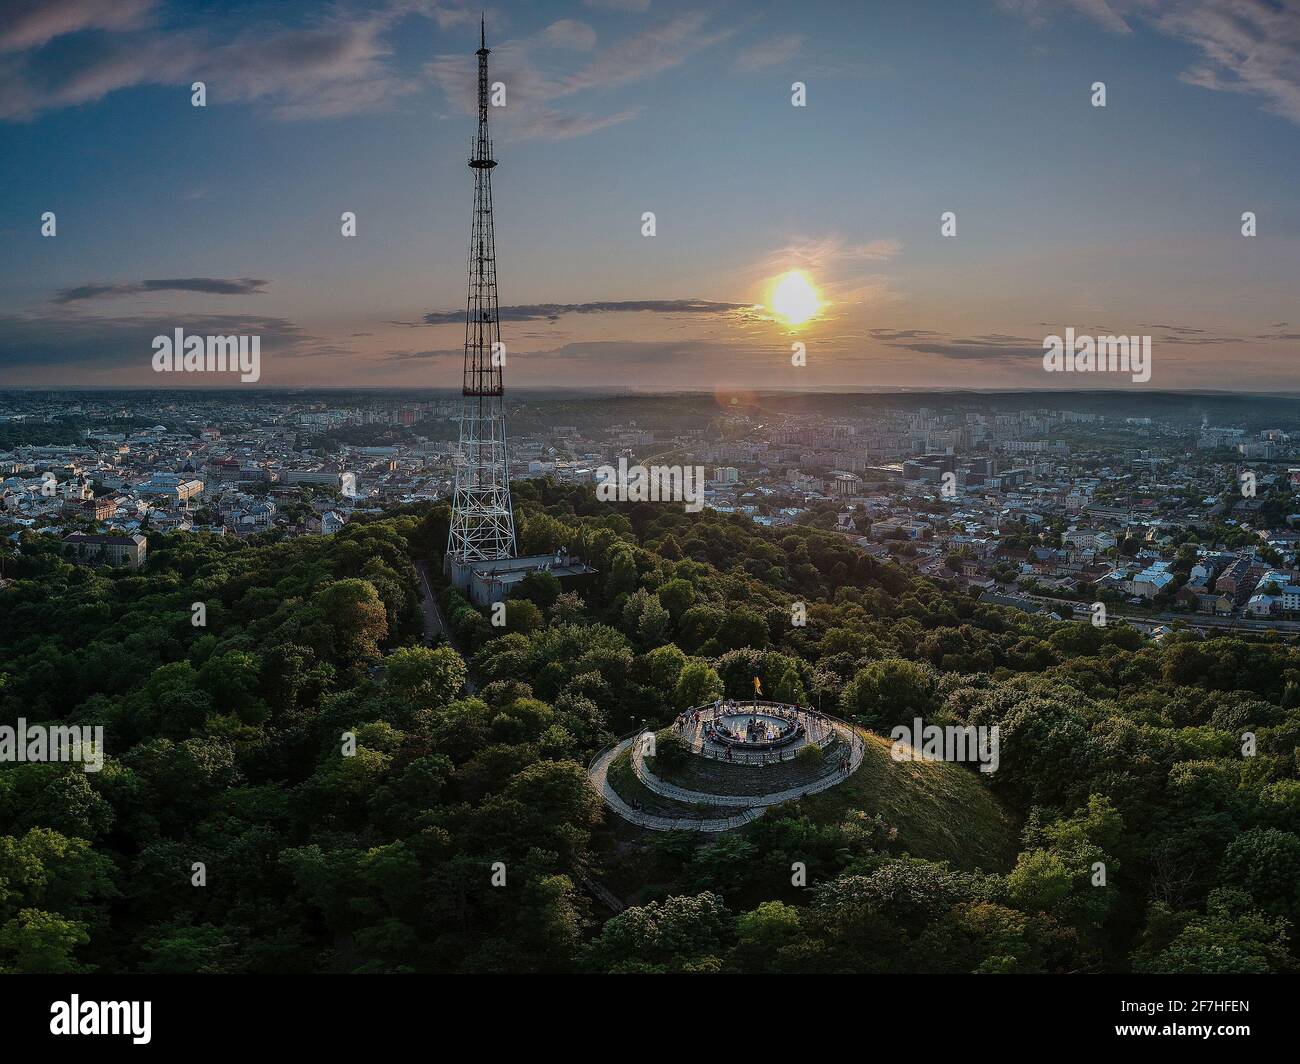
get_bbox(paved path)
[587,720,864,833]
[634,719,863,808]
[415,560,477,695]
[415,561,450,643]
[588,738,763,833]
[579,873,626,914]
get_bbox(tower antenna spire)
[447,20,516,587]
[480,13,486,51]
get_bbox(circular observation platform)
[672,700,838,765]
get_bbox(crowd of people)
[673,699,823,754]
[658,699,859,774]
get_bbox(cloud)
[846,239,905,261]
[582,0,652,11]
[1,3,728,129]
[873,328,1045,363]
[997,0,1134,35]
[385,347,463,362]
[427,11,732,139]
[403,1,482,33]
[1152,332,1247,345]
[540,20,598,52]
[1134,322,1256,344]
[0,310,326,373]
[209,18,419,121]
[574,12,731,90]
[411,299,754,326]
[53,277,270,303]
[733,33,804,72]
[1000,0,1300,125]
[869,328,942,342]
[761,236,903,274]
[0,0,157,53]
[517,107,639,139]
[0,3,421,122]
[871,321,1286,362]
[1160,0,1300,124]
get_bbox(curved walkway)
[587,738,762,832]
[587,719,865,833]
[634,719,864,807]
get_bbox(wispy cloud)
[733,33,804,72]
[997,0,1134,35]
[1000,0,1300,125]
[872,321,1294,363]
[427,11,733,139]
[582,0,653,12]
[541,19,599,51]
[53,277,270,303]
[0,0,158,53]
[0,1,422,122]
[384,347,462,362]
[511,107,639,140]
[409,298,753,326]
[0,310,330,374]
[872,328,1045,363]
[760,236,904,275]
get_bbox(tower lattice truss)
[447,21,516,566]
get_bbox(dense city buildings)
[4,389,1299,635]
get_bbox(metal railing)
[670,700,857,766]
[586,705,867,833]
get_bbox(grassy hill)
[652,743,839,797]
[605,749,735,820]
[798,729,1020,872]
[603,729,1020,872]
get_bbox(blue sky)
[1,0,1298,390]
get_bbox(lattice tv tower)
[446,17,516,585]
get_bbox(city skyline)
[5,0,1300,996]
[2,0,1299,392]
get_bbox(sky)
[1,0,1298,392]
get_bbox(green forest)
[1,478,1297,973]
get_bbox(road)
[824,527,1300,639]
[415,560,477,694]
[415,560,449,642]
[1008,589,1300,637]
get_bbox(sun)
[769,270,821,326]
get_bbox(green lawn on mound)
[798,729,1020,872]
[604,729,1019,872]
[605,749,734,820]
[649,743,839,797]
